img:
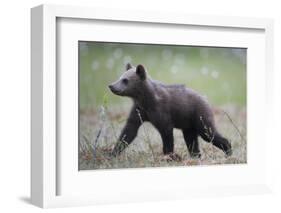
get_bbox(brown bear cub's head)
[108,63,147,98]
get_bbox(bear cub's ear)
[125,63,133,71]
[136,64,146,80]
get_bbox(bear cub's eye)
[122,78,129,85]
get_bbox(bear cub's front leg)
[111,106,144,157]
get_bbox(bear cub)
[109,63,232,160]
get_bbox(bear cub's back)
[152,81,213,128]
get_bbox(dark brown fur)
[109,64,232,159]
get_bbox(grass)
[79,104,246,170]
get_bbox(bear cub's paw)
[224,148,233,157]
[190,152,201,159]
[161,153,182,162]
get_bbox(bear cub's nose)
[108,84,115,92]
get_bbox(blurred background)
[79,41,246,111]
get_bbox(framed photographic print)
[31,4,274,208]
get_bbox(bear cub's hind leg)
[182,129,201,158]
[197,116,232,157]
[212,133,232,156]
[200,131,232,157]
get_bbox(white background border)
[57,18,265,197]
[2,0,281,213]
[30,4,274,208]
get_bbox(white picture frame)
[31,4,274,208]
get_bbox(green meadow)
[79,42,246,110]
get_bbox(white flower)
[201,66,209,75]
[106,58,115,70]
[91,60,99,71]
[174,53,185,66]
[161,49,173,60]
[171,65,179,74]
[113,48,123,59]
[211,70,219,79]
[123,55,132,64]
[200,48,209,59]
